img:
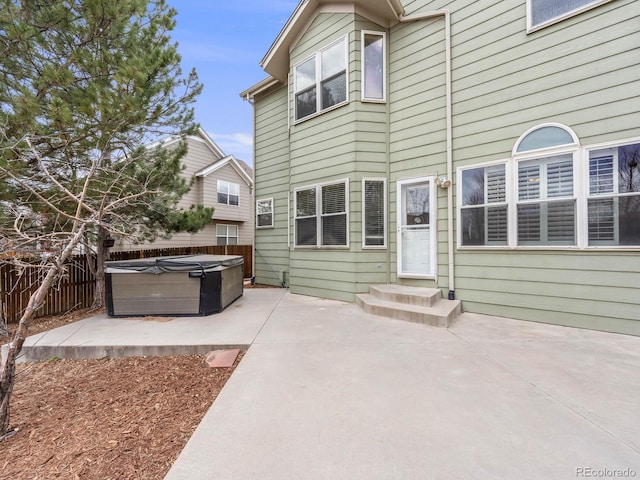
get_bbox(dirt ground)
[0,292,265,479]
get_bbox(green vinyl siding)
[445,0,640,334]
[249,0,640,334]
[388,16,448,291]
[253,85,290,287]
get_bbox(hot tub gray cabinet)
[105,255,244,317]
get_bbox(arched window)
[513,124,579,246]
[514,124,578,154]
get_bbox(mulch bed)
[1,353,243,479]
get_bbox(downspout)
[398,10,455,300]
[244,93,257,284]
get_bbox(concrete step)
[368,284,443,307]
[355,292,461,328]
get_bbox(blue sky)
[170,1,299,165]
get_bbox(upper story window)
[361,31,385,102]
[528,0,614,32]
[218,180,239,206]
[294,37,348,122]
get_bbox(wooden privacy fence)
[1,245,253,324]
[1,255,95,324]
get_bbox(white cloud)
[209,132,254,164]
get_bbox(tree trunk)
[91,226,111,310]
[0,226,86,436]
[1,265,62,435]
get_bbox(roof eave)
[260,0,404,83]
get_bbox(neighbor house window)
[362,179,386,247]
[460,163,508,246]
[217,180,239,206]
[294,37,347,121]
[294,179,348,247]
[361,31,385,102]
[216,224,238,245]
[587,142,640,246]
[528,0,614,31]
[256,198,274,228]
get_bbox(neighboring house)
[113,128,254,251]
[241,0,640,335]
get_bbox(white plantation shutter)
[517,156,575,245]
[589,154,614,195]
[547,200,575,243]
[518,164,540,200]
[517,204,541,242]
[486,165,506,203]
[487,206,508,242]
[547,160,573,197]
[546,159,575,243]
[588,198,616,241]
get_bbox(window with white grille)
[517,155,576,246]
[588,143,640,246]
[294,180,348,247]
[217,180,239,206]
[256,198,274,228]
[216,224,238,245]
[460,164,508,246]
[294,37,347,122]
[459,128,640,249]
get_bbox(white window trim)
[256,197,274,229]
[458,135,640,251]
[292,36,349,124]
[362,178,387,249]
[584,138,640,249]
[457,159,511,250]
[216,224,239,245]
[361,30,386,103]
[217,180,240,206]
[512,122,579,156]
[396,176,437,279]
[293,178,350,249]
[457,160,510,248]
[514,152,581,247]
[527,0,614,33]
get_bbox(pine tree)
[0,0,209,436]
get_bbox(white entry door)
[397,178,436,278]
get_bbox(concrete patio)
[12,288,640,479]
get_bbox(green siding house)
[241,0,640,336]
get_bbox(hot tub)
[105,254,244,317]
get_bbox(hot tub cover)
[105,254,243,275]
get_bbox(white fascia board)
[240,76,283,101]
[195,156,254,187]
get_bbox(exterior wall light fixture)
[435,176,451,188]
